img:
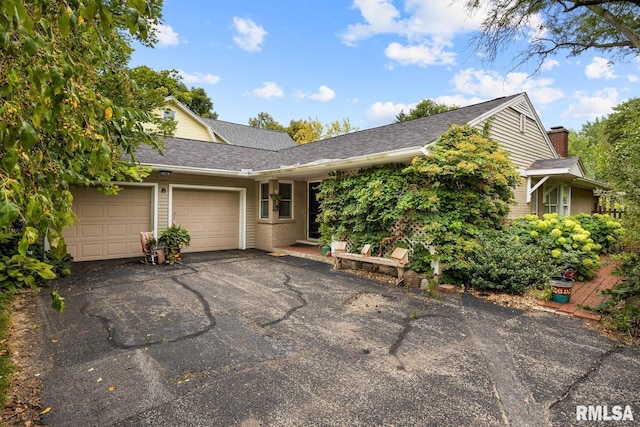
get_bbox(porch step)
[295,240,321,246]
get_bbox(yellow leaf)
[51,339,58,343]
[97,377,102,383]
[88,368,94,372]
[108,386,117,392]
[40,407,52,415]
[104,106,113,120]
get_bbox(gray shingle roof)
[136,94,524,174]
[201,118,296,150]
[528,157,581,171]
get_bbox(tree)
[249,114,359,144]
[395,99,458,122]
[602,98,640,206]
[0,0,164,308]
[568,120,610,181]
[248,112,287,132]
[128,66,217,118]
[462,1,640,69]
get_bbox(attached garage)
[63,186,155,261]
[170,187,243,252]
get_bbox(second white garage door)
[171,189,240,252]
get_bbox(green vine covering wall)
[317,124,521,275]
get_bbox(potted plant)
[270,192,282,210]
[158,224,191,265]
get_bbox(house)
[62,92,606,262]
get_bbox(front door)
[308,182,321,239]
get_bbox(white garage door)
[171,189,240,252]
[63,186,153,261]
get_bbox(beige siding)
[478,108,556,169]
[150,172,256,249]
[571,187,597,215]
[509,177,530,219]
[152,106,214,142]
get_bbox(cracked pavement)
[35,250,639,426]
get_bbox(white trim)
[526,176,549,203]
[168,184,247,250]
[276,180,294,220]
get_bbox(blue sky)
[130,0,640,132]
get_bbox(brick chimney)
[547,126,569,158]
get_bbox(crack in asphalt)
[388,312,447,370]
[260,274,308,327]
[80,269,216,350]
[462,293,549,427]
[549,344,623,411]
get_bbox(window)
[544,186,558,214]
[162,109,176,121]
[543,183,571,216]
[278,183,293,219]
[259,182,269,219]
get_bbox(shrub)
[465,229,554,294]
[507,213,623,281]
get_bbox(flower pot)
[550,276,574,303]
[320,244,331,256]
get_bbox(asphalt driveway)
[35,250,639,426]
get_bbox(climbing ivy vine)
[318,124,521,276]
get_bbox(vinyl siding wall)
[571,187,597,216]
[150,172,256,249]
[152,106,214,142]
[475,107,557,218]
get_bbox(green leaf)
[37,266,56,280]
[19,121,38,149]
[24,37,39,55]
[18,237,29,256]
[58,12,70,36]
[51,289,65,312]
[0,201,20,228]
[2,148,18,172]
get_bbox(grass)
[0,290,16,408]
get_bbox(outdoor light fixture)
[159,170,172,176]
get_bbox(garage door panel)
[64,187,152,261]
[173,189,240,252]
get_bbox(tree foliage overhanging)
[0,0,165,307]
[317,124,521,275]
[463,0,640,69]
[128,66,217,118]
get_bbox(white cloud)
[233,17,267,52]
[365,100,414,124]
[450,68,564,105]
[309,85,336,102]
[434,95,483,108]
[540,58,560,71]
[179,70,220,85]
[561,88,619,121]
[384,41,456,66]
[341,0,482,67]
[585,57,617,79]
[253,82,283,99]
[628,74,639,83]
[154,23,180,48]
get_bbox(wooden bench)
[333,242,410,285]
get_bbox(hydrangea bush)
[508,213,623,281]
